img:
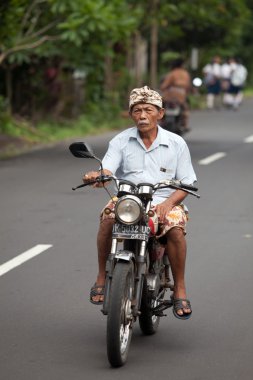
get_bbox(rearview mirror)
[69,142,95,158]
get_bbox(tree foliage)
[153,1,249,67]
[0,0,253,117]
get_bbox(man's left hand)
[155,200,174,223]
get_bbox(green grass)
[244,87,253,97]
[0,109,131,158]
[188,93,206,110]
[32,114,130,143]
[0,112,131,143]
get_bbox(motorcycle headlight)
[115,195,143,225]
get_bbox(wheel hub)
[119,299,133,354]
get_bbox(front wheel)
[107,261,134,367]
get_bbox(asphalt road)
[1,99,253,379]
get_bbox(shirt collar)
[129,125,169,151]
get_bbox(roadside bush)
[0,96,15,134]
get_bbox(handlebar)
[178,183,198,192]
[72,175,114,191]
[72,175,200,198]
[155,180,200,198]
[73,176,198,190]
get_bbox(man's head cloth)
[129,86,163,111]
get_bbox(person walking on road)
[228,58,248,110]
[220,58,232,107]
[203,56,222,109]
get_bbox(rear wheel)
[139,278,162,335]
[107,261,134,367]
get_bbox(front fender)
[115,250,134,262]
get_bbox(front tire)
[107,261,134,367]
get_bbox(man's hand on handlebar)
[83,169,113,188]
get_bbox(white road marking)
[0,244,53,277]
[198,152,227,165]
[244,135,253,143]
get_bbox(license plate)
[113,224,150,241]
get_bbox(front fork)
[101,238,117,315]
[132,240,147,316]
[101,238,147,317]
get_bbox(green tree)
[125,0,250,87]
[157,0,250,73]
[0,0,252,117]
[0,0,140,112]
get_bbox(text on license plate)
[113,225,150,234]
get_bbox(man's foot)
[90,283,105,305]
[172,298,192,320]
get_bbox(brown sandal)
[90,283,105,305]
[173,298,192,320]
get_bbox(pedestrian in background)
[220,58,232,107]
[202,56,221,109]
[228,58,248,110]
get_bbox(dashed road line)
[198,152,227,165]
[244,135,253,143]
[0,244,53,277]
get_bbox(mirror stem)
[93,156,105,177]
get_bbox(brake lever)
[72,181,94,191]
[72,175,113,191]
[170,184,200,198]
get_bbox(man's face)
[130,103,164,133]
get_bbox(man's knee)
[167,227,185,243]
[99,218,114,234]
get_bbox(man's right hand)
[83,169,113,188]
[83,171,99,183]
[83,171,101,187]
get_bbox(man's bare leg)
[91,219,114,303]
[166,227,191,316]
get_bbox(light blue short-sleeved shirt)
[102,126,197,204]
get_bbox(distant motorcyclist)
[160,58,192,132]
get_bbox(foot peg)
[152,299,173,316]
[155,312,167,317]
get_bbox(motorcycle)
[160,77,203,135]
[69,141,200,367]
[160,100,185,135]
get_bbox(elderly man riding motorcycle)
[83,86,197,320]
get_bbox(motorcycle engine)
[145,273,161,296]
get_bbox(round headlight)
[115,195,143,224]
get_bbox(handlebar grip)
[72,175,112,191]
[72,180,97,190]
[95,175,111,183]
[180,183,198,191]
